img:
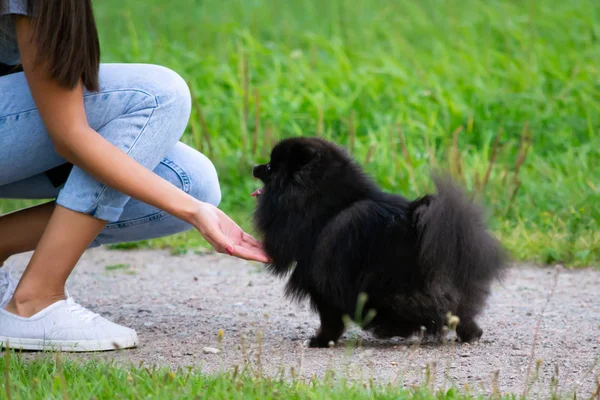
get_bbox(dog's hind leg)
[455,318,483,343]
[454,287,488,343]
[308,299,345,348]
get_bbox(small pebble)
[203,347,221,354]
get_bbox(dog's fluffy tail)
[411,173,508,287]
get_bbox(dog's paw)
[456,322,483,343]
[308,337,335,348]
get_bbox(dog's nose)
[252,165,259,178]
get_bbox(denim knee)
[129,64,192,149]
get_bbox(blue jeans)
[0,63,221,247]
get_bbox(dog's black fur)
[252,137,508,348]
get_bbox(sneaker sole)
[0,335,138,352]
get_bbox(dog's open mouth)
[251,187,264,197]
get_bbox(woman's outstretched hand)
[191,202,271,263]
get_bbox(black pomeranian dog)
[251,137,507,348]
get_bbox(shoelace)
[64,297,101,322]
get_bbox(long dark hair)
[24,0,101,91]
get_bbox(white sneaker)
[0,276,138,352]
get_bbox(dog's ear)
[288,143,318,172]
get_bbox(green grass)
[0,351,516,400]
[104,263,130,271]
[2,0,600,266]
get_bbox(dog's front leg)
[309,300,345,348]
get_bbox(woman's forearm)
[56,126,202,222]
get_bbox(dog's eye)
[266,164,271,171]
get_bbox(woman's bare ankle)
[5,290,66,318]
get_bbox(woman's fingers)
[229,245,271,263]
[205,229,269,263]
[241,232,272,262]
[242,232,262,248]
[193,203,270,263]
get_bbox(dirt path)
[6,249,600,398]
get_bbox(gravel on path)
[5,248,600,398]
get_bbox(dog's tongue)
[250,187,264,197]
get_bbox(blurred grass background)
[2,0,599,266]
